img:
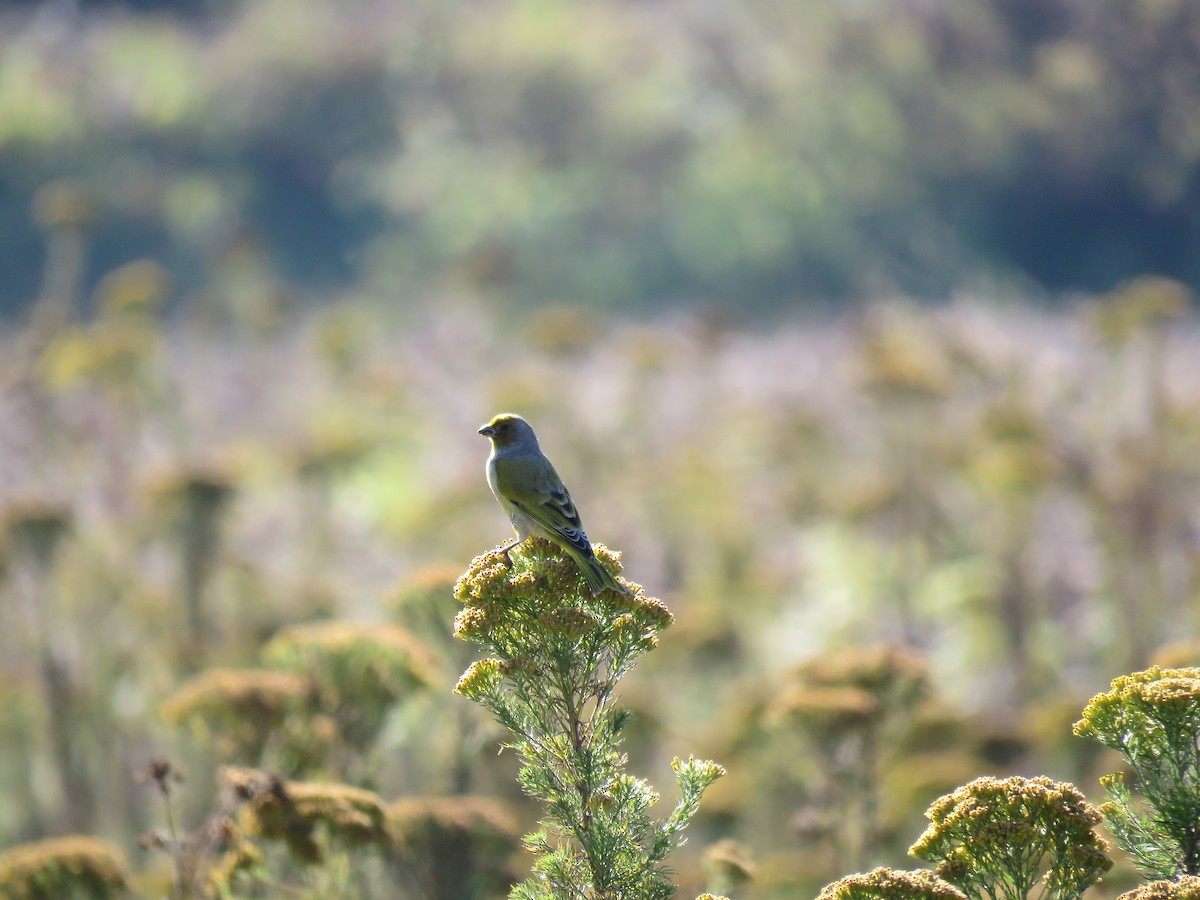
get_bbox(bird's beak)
[478,424,495,437]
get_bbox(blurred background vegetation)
[3,0,1200,313]
[2,0,1200,898]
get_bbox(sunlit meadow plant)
[146,464,236,664]
[388,564,502,795]
[816,866,966,900]
[1116,876,1200,900]
[139,760,395,899]
[701,839,755,897]
[161,667,316,769]
[453,538,725,899]
[389,795,522,899]
[0,835,131,900]
[765,644,929,872]
[1074,666,1200,879]
[908,775,1111,900]
[263,620,436,778]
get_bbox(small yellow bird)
[478,413,624,595]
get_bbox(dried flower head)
[767,684,880,733]
[145,465,236,516]
[389,796,522,898]
[221,766,391,864]
[0,836,131,899]
[795,644,929,711]
[263,620,437,750]
[162,668,313,761]
[135,757,185,798]
[703,838,756,892]
[387,563,463,645]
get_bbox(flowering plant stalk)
[908,775,1111,900]
[454,539,725,900]
[1074,666,1200,879]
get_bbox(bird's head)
[478,413,537,449]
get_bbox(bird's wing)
[493,453,591,555]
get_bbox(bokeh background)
[2,0,1199,897]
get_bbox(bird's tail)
[569,547,627,596]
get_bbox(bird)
[478,413,625,595]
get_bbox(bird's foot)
[499,539,521,567]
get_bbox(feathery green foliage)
[454,538,724,898]
[909,775,1111,900]
[1075,667,1200,878]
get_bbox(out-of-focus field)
[1,282,1198,897]
[3,0,1200,895]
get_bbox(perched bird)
[479,413,625,595]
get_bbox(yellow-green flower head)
[538,607,598,642]
[910,775,1110,898]
[631,595,674,631]
[454,540,670,647]
[816,866,967,900]
[673,755,727,782]
[1074,666,1200,747]
[453,605,505,643]
[1116,875,1200,900]
[767,684,880,733]
[454,547,523,606]
[206,818,264,894]
[455,659,504,701]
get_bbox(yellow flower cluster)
[452,538,672,651]
[910,775,1111,898]
[1116,876,1200,900]
[1074,666,1200,748]
[816,866,967,900]
[455,658,504,701]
